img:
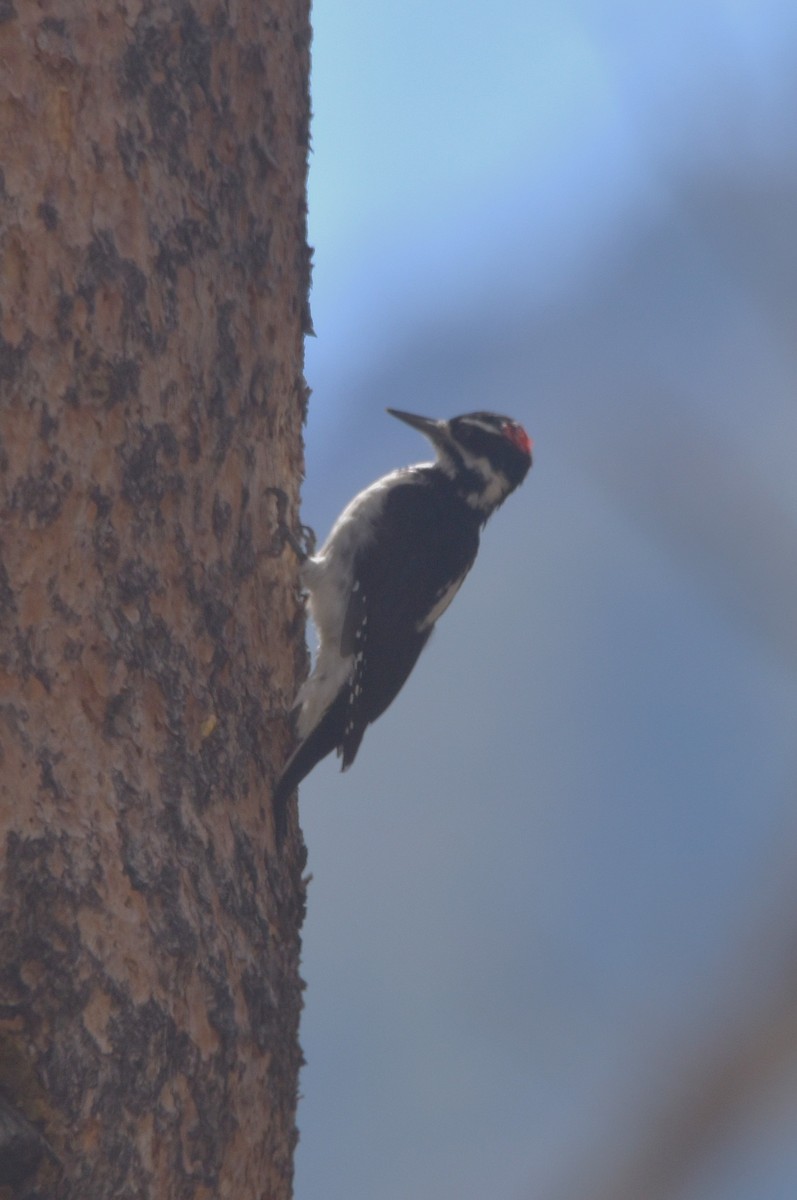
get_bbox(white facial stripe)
[465,471,510,510]
[459,417,500,436]
[444,443,511,510]
[457,446,493,475]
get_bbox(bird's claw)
[264,487,315,562]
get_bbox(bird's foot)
[263,487,316,562]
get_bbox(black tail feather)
[273,691,354,845]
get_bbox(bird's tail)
[272,691,352,846]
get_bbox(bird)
[273,407,533,841]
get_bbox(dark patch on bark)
[119,20,171,99]
[39,15,66,35]
[41,1018,101,1117]
[91,504,121,565]
[0,557,16,620]
[119,422,182,514]
[200,963,237,1053]
[249,133,276,183]
[107,999,185,1115]
[215,302,240,389]
[0,330,31,383]
[116,558,161,605]
[198,589,231,643]
[106,358,141,408]
[78,231,153,349]
[103,688,135,739]
[73,345,141,408]
[155,217,215,279]
[89,485,112,519]
[37,747,65,798]
[241,964,279,1053]
[5,628,52,692]
[178,4,213,100]
[38,404,59,442]
[63,637,83,662]
[148,81,189,174]
[246,360,275,417]
[111,609,188,725]
[48,582,80,625]
[114,120,149,181]
[10,461,72,527]
[55,292,74,342]
[37,201,58,230]
[218,820,274,941]
[116,802,200,962]
[211,493,231,539]
[0,1094,47,1189]
[208,386,235,464]
[231,513,256,582]
[246,228,272,284]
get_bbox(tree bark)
[0,2,311,1196]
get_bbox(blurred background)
[295,2,797,1198]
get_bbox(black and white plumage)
[273,408,533,839]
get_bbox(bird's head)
[387,408,533,514]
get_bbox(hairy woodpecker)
[273,408,533,839]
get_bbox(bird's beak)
[386,408,446,446]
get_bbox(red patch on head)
[502,421,533,458]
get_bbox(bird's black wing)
[337,477,480,767]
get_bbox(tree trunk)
[0,2,311,1196]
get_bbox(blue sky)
[307,1,797,378]
[296,4,797,1198]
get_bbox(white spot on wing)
[417,572,468,631]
